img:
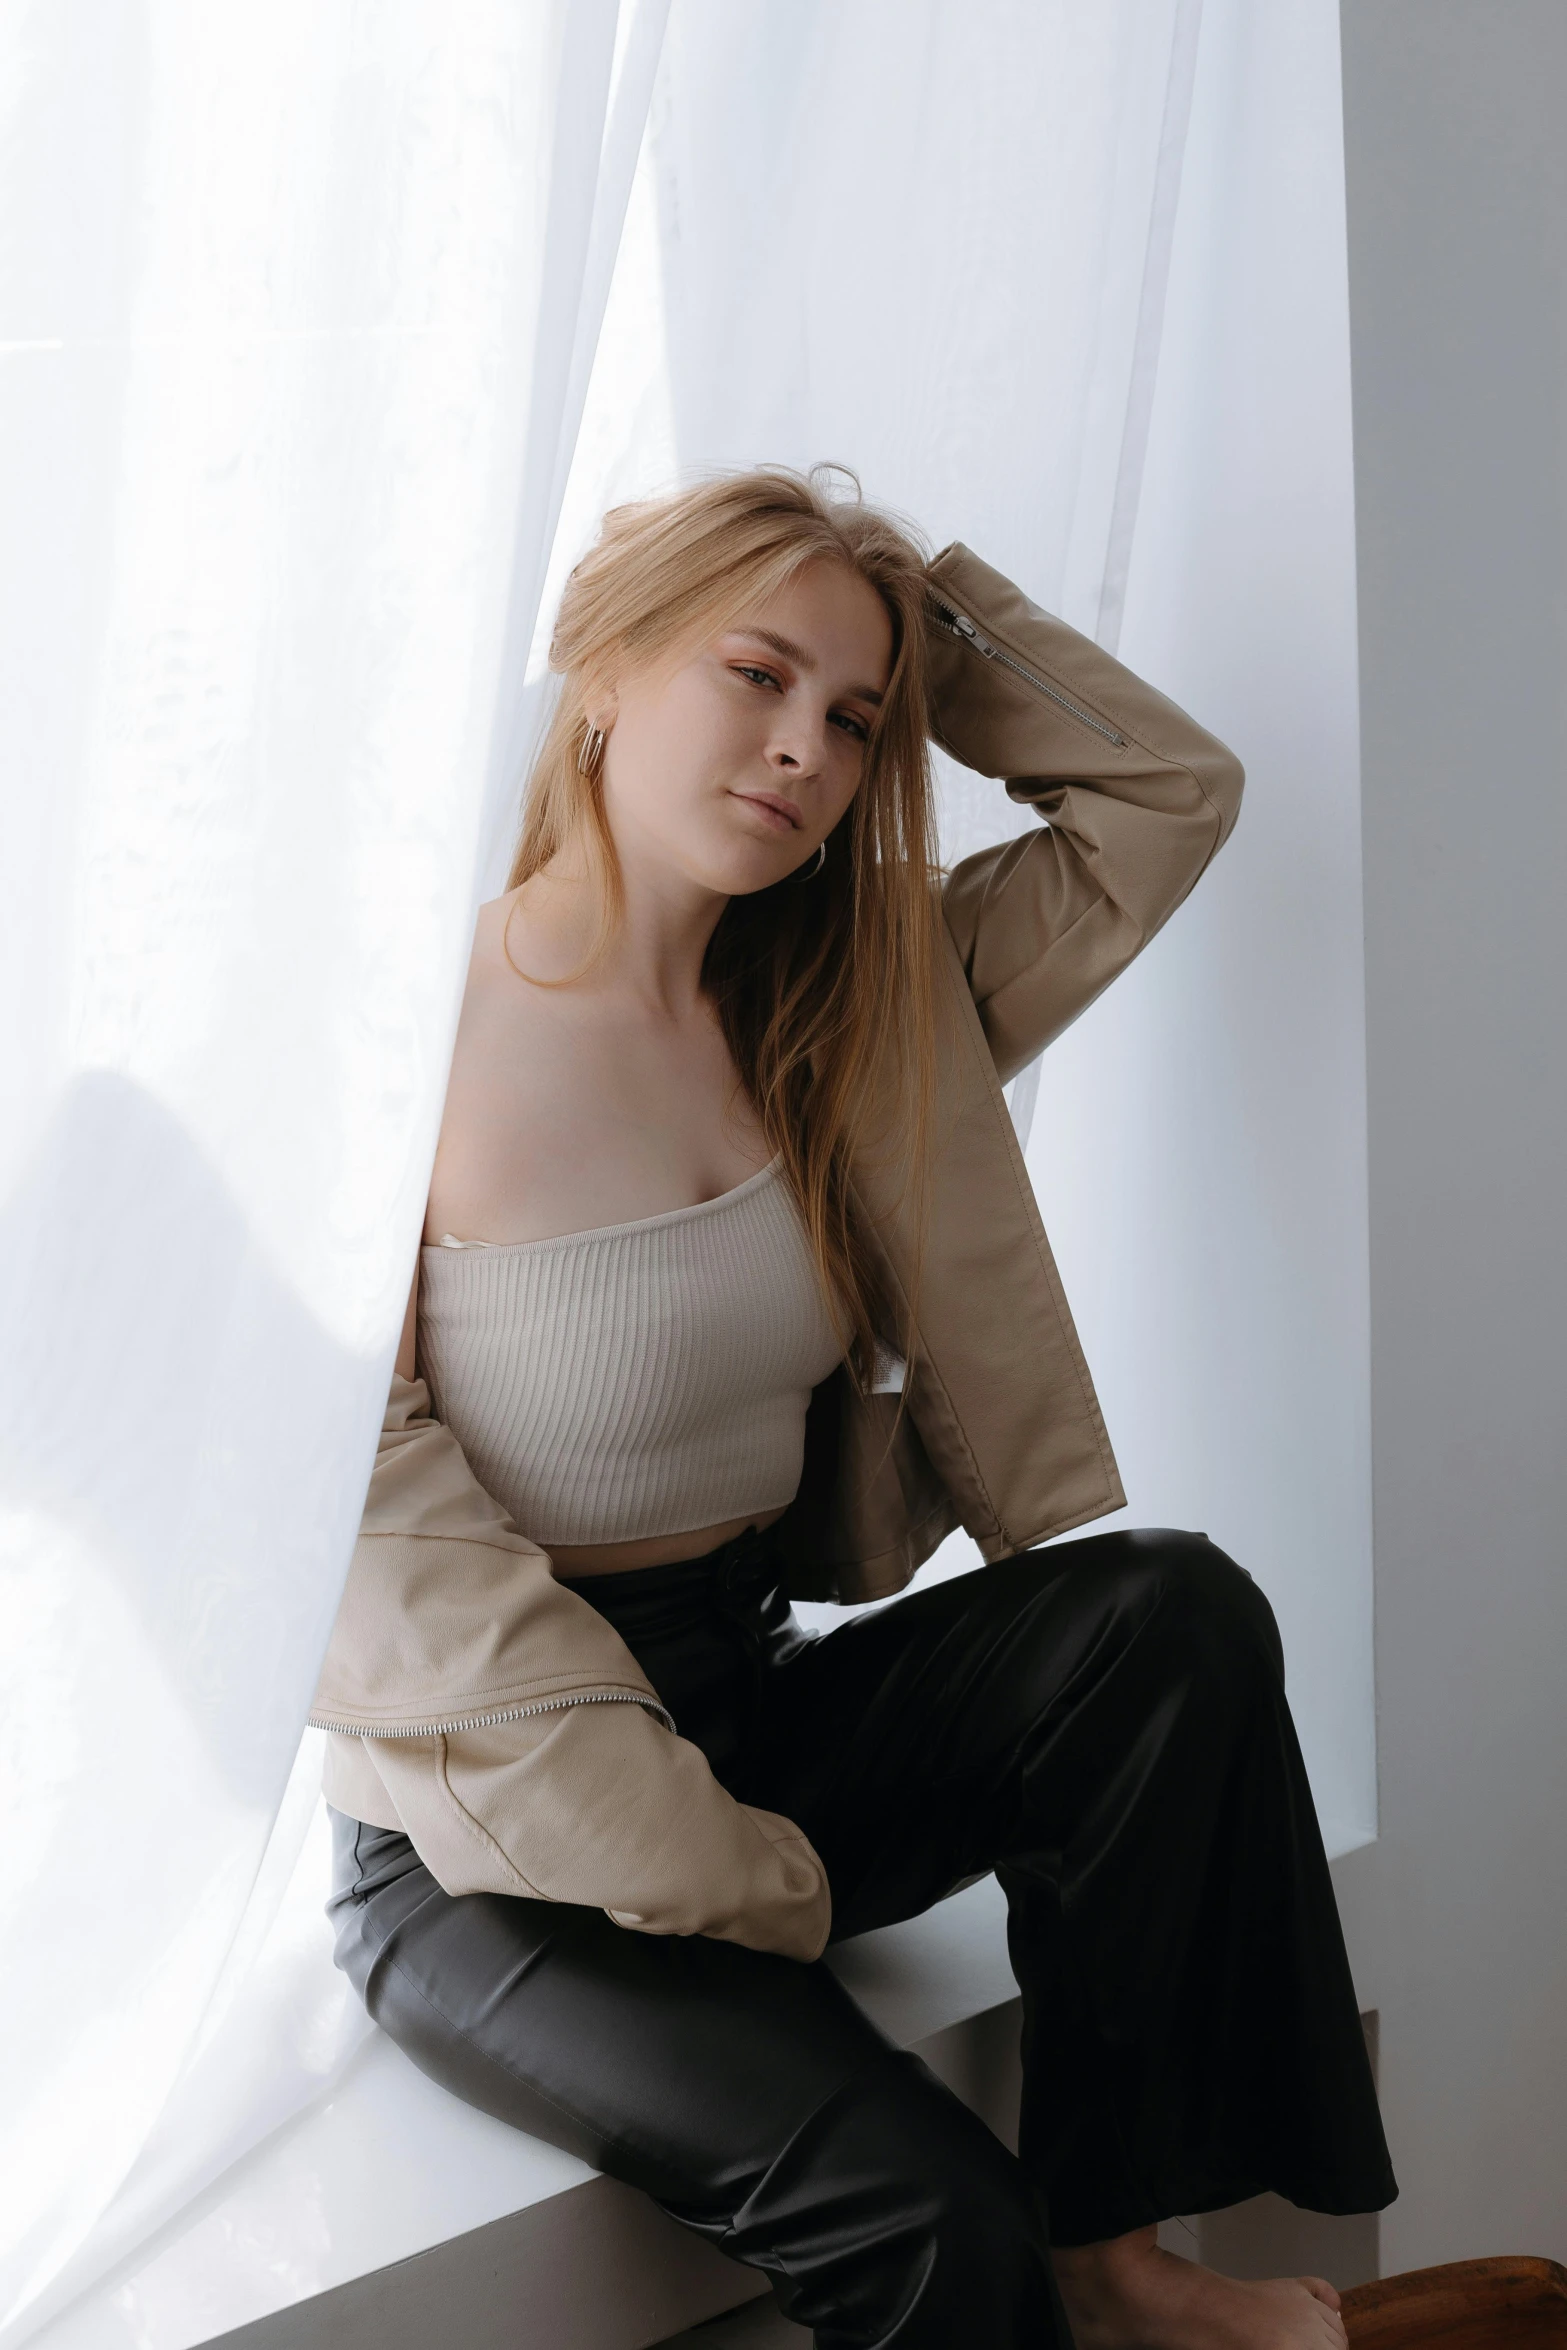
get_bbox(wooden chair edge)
[1343,2255,1567,2343]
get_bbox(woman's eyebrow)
[734,626,884,705]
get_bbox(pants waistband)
[555,1522,788,1641]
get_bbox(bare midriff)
[548,1501,790,1577]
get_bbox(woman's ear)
[582,678,619,736]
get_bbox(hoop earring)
[790,841,827,883]
[578,724,605,777]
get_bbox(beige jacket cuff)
[368,1703,832,1962]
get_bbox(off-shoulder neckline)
[425,1153,785,1257]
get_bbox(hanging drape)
[0,3,667,2338]
[563,0,1373,1846]
[3,1,1372,2340]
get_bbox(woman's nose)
[768,712,827,774]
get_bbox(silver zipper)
[310,1688,675,1740]
[929,596,1126,746]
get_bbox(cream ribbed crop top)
[417,1157,845,1546]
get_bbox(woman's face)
[593,559,894,899]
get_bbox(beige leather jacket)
[311,544,1244,1960]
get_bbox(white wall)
[1333,0,1567,2268]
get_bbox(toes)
[1299,2274,1343,2311]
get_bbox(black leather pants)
[328,1528,1396,2348]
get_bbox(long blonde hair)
[508,466,939,1385]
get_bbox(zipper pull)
[931,599,994,656]
[929,591,1128,746]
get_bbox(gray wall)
[1333,0,1567,2268]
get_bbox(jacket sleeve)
[372,1713,830,1958]
[927,543,1245,1085]
[312,1373,831,1961]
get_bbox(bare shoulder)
[422,890,579,1245]
[466,888,524,989]
[453,890,571,1046]
[472,889,511,957]
[425,878,772,1246]
[471,875,601,995]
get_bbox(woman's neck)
[519,843,728,1016]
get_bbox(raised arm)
[927,543,1244,1084]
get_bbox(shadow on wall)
[0,1067,376,1808]
[0,1068,387,2338]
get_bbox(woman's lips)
[732,790,802,832]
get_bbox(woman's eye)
[730,664,867,744]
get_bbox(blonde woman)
[314,471,1395,2349]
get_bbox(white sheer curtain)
[563,0,1372,1829]
[3,0,1371,2338]
[1023,0,1376,1854]
[0,3,666,2338]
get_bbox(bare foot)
[1052,2225,1347,2350]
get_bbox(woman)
[313,469,1395,2349]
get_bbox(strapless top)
[417,1157,844,1546]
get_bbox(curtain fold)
[557,0,1373,1840]
[556,0,1209,1121]
[0,4,665,2338]
[2,3,1372,2339]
